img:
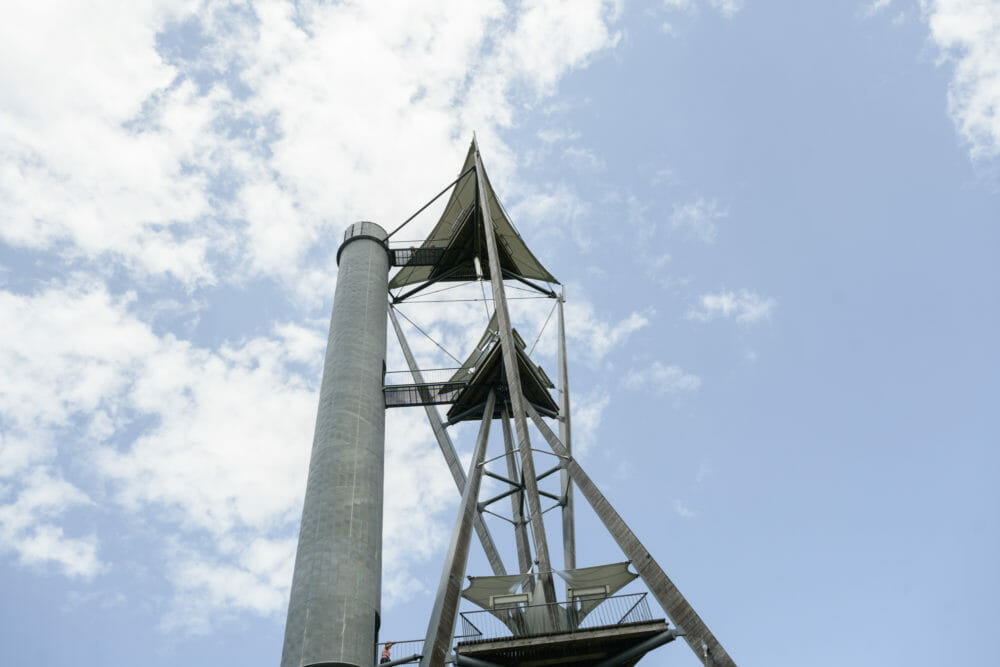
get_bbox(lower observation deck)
[456,621,671,667]
[375,594,676,667]
[454,593,676,667]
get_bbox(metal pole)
[281,222,390,667]
[556,285,576,579]
[500,402,533,580]
[420,391,497,667]
[524,404,737,667]
[388,307,507,576]
[473,140,558,607]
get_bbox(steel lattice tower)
[280,139,736,667]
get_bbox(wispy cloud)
[687,289,777,324]
[860,0,892,18]
[923,0,1000,160]
[513,183,593,251]
[161,537,297,634]
[571,389,612,456]
[563,146,606,172]
[0,468,100,578]
[673,499,697,519]
[537,128,581,143]
[669,197,728,243]
[566,300,653,366]
[662,0,745,19]
[623,361,702,395]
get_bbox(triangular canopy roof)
[389,141,558,289]
[445,312,557,423]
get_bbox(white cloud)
[651,167,678,187]
[96,334,317,539]
[0,281,315,623]
[695,459,713,485]
[861,0,893,18]
[923,0,1000,159]
[564,298,653,366]
[228,0,621,283]
[623,361,702,395]
[662,0,745,19]
[275,321,328,365]
[0,1,224,286]
[161,536,297,634]
[383,410,457,604]
[687,289,777,324]
[0,467,100,578]
[710,0,745,18]
[495,0,622,97]
[538,128,582,143]
[0,283,157,434]
[563,146,606,172]
[570,389,612,456]
[673,498,697,519]
[0,0,623,290]
[669,197,728,243]
[513,183,593,251]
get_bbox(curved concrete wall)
[281,222,389,667]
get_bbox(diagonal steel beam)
[387,165,476,239]
[389,306,507,577]
[525,403,737,667]
[420,391,496,667]
[474,140,558,608]
[392,264,469,303]
[500,267,558,297]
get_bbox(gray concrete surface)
[281,222,390,667]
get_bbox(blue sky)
[1,1,997,666]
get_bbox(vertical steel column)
[281,222,390,667]
[524,404,736,667]
[473,140,558,606]
[421,392,497,667]
[556,286,576,576]
[500,403,533,578]
[388,307,507,577]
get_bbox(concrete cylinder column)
[281,221,390,667]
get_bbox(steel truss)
[384,139,736,667]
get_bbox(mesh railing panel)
[384,382,466,407]
[458,593,655,643]
[391,247,446,267]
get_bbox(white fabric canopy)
[460,562,639,633]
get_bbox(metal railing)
[375,631,482,666]
[457,592,655,644]
[375,638,423,665]
[384,381,467,407]
[390,246,446,267]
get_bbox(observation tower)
[280,139,737,667]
